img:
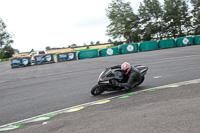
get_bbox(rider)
[110,62,141,91]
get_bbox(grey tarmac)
[5,82,200,133]
[0,45,200,130]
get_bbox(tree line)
[0,18,17,59]
[1,0,199,58]
[106,0,200,43]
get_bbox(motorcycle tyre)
[91,84,105,96]
[133,76,145,87]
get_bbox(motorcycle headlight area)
[98,71,104,81]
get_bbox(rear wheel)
[91,84,105,96]
[133,76,145,87]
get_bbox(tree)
[0,18,14,58]
[71,44,77,47]
[28,49,35,55]
[106,0,140,43]
[14,49,19,54]
[90,41,94,45]
[138,0,164,40]
[0,45,14,58]
[108,39,113,43]
[113,41,124,46]
[163,0,191,38]
[96,41,100,45]
[45,46,51,50]
[190,0,200,35]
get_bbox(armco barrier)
[139,41,158,52]
[118,43,138,54]
[78,49,98,60]
[57,52,77,62]
[194,36,200,45]
[158,39,176,49]
[99,47,120,57]
[176,37,194,47]
[10,57,31,68]
[34,54,55,65]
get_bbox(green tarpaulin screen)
[194,36,200,45]
[99,47,120,57]
[139,41,158,52]
[158,39,175,49]
[78,49,98,59]
[118,43,138,54]
[176,37,194,47]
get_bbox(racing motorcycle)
[91,65,148,96]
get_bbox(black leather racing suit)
[110,65,142,89]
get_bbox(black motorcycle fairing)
[134,65,148,76]
[92,65,148,95]
[99,69,124,82]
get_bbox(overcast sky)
[0,0,164,52]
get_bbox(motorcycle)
[91,65,148,96]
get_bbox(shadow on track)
[91,86,147,98]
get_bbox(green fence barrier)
[78,49,98,59]
[99,47,120,57]
[176,37,194,47]
[158,39,176,49]
[194,36,200,45]
[139,41,158,52]
[118,43,138,54]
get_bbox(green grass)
[0,58,9,61]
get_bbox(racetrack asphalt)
[5,81,200,133]
[0,45,200,128]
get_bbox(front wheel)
[133,76,145,87]
[91,84,105,96]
